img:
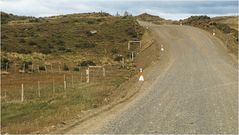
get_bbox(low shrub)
[40,48,52,54]
[74,40,96,48]
[111,48,119,54]
[19,38,25,43]
[16,48,32,54]
[215,23,232,34]
[1,58,10,70]
[20,61,32,70]
[73,67,80,71]
[39,65,46,71]
[80,60,96,66]
[63,64,69,71]
[126,27,137,38]
[28,40,37,46]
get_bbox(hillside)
[1,11,33,24]
[1,12,144,67]
[136,13,175,24]
[1,12,146,134]
[212,16,238,31]
[181,16,238,56]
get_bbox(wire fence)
[1,40,150,103]
[1,65,134,103]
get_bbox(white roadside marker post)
[161,44,164,52]
[139,68,144,81]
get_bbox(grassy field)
[1,66,134,133]
[1,12,144,133]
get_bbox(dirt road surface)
[65,24,238,134]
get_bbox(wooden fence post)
[21,84,24,102]
[38,81,41,97]
[6,62,8,72]
[86,68,89,83]
[64,74,66,90]
[103,67,106,77]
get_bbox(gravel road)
[66,24,238,134]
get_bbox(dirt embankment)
[181,16,238,57]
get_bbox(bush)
[111,48,119,54]
[57,40,65,46]
[39,65,46,71]
[113,54,123,61]
[87,20,95,24]
[215,23,232,34]
[40,48,52,54]
[1,58,10,69]
[1,35,8,39]
[28,40,37,46]
[63,64,69,71]
[19,38,25,43]
[48,43,54,49]
[20,61,32,70]
[74,40,96,48]
[58,46,66,51]
[29,18,39,23]
[16,48,32,54]
[126,28,137,38]
[73,67,80,71]
[80,60,96,66]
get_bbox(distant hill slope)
[1,11,34,24]
[182,16,238,56]
[1,12,144,65]
[136,13,175,24]
[212,16,238,31]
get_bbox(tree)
[116,12,120,17]
[124,11,129,16]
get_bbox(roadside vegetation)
[137,13,176,24]
[1,11,144,134]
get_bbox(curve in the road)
[66,24,238,134]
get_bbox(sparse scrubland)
[1,12,145,134]
[1,11,238,134]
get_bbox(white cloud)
[0,0,237,20]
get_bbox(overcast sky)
[0,0,238,20]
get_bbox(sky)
[0,0,238,20]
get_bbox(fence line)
[1,66,134,102]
